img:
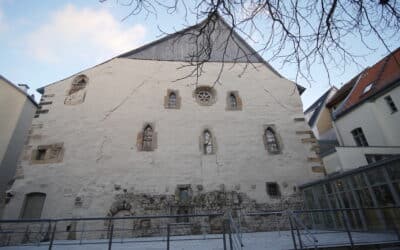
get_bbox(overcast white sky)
[0,0,396,109]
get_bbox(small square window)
[36,149,47,161]
[266,182,280,197]
[179,187,189,202]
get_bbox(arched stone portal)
[106,200,135,239]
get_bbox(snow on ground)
[0,230,398,249]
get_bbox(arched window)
[142,125,153,151]
[168,92,177,108]
[69,75,88,95]
[265,128,280,153]
[226,91,242,110]
[20,192,46,219]
[203,130,213,155]
[229,93,237,109]
[65,74,88,105]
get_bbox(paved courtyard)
[0,230,398,249]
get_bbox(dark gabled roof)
[304,87,335,127]
[326,74,361,108]
[37,13,305,95]
[330,47,400,119]
[0,75,38,107]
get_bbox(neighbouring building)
[2,14,322,236]
[0,75,37,215]
[299,48,400,231]
[304,87,339,173]
[321,47,400,174]
[304,87,338,141]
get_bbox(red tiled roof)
[332,48,400,116]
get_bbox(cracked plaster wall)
[3,59,322,221]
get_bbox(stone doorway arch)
[105,200,134,239]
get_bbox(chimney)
[18,84,30,93]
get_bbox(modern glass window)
[351,128,368,146]
[384,95,398,113]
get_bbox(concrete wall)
[3,59,322,220]
[323,146,400,173]
[316,107,334,135]
[0,79,36,214]
[0,81,25,167]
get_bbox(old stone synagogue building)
[2,15,322,232]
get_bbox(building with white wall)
[320,48,400,174]
[0,75,37,216]
[2,15,322,233]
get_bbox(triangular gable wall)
[38,14,309,94]
[119,15,282,77]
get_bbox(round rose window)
[194,87,215,106]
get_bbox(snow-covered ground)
[0,230,398,249]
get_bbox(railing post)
[167,224,170,250]
[108,223,113,250]
[79,222,85,245]
[228,220,233,250]
[288,213,298,250]
[48,222,57,250]
[341,209,354,249]
[222,220,227,250]
[295,223,303,250]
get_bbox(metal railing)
[288,210,318,250]
[1,207,399,249]
[0,212,233,250]
[290,206,400,249]
[241,207,400,250]
[227,211,243,250]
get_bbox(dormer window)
[363,82,374,94]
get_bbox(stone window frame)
[136,123,157,152]
[164,89,181,109]
[226,91,243,111]
[266,182,281,198]
[199,128,217,155]
[20,192,46,219]
[175,184,192,203]
[65,74,88,105]
[31,143,64,164]
[68,74,88,95]
[263,125,283,154]
[193,86,217,106]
